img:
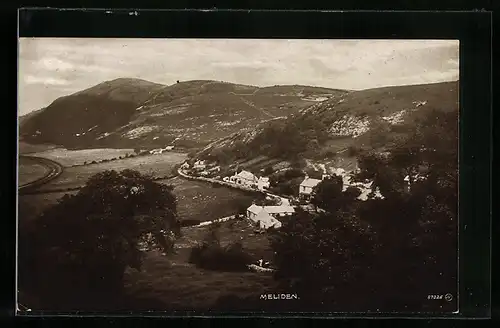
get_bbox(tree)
[269,109,459,312]
[262,166,274,176]
[310,175,361,213]
[18,169,180,310]
[352,109,459,310]
[269,209,378,310]
[305,167,323,180]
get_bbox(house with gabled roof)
[229,170,258,187]
[299,175,323,200]
[246,204,294,230]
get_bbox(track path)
[18,155,64,195]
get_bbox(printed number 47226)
[427,294,443,300]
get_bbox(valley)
[17,78,459,312]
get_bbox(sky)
[18,38,459,115]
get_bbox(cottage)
[247,204,264,221]
[261,205,295,217]
[254,211,282,229]
[299,175,323,199]
[229,170,258,187]
[247,205,283,230]
[247,204,295,226]
[193,160,206,170]
[208,165,221,173]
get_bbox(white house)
[254,211,282,230]
[247,204,287,230]
[193,160,206,170]
[299,175,323,199]
[229,170,258,187]
[246,204,294,229]
[262,205,295,217]
[208,165,221,173]
[180,162,190,169]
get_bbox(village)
[178,158,389,233]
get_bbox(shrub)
[189,230,255,272]
[262,166,274,176]
[180,219,202,227]
[346,146,360,157]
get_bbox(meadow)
[167,177,255,223]
[18,157,49,186]
[123,218,275,310]
[29,147,137,167]
[36,151,188,191]
[18,141,56,155]
[17,146,270,311]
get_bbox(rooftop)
[300,177,322,188]
[247,204,296,215]
[263,206,296,214]
[236,170,257,181]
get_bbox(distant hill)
[19,78,348,150]
[196,81,459,173]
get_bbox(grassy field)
[18,184,273,311]
[164,177,256,223]
[17,148,271,311]
[18,157,49,186]
[36,152,188,191]
[30,147,136,167]
[123,218,275,310]
[18,141,57,155]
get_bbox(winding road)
[18,155,64,195]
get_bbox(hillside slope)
[197,81,459,172]
[19,79,347,150]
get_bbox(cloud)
[24,75,70,86]
[18,38,459,115]
[35,57,74,71]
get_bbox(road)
[18,155,64,195]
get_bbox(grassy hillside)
[19,78,347,151]
[197,81,459,173]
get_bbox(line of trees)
[18,169,180,311]
[214,109,458,313]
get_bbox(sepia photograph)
[17,38,459,314]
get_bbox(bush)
[346,146,360,157]
[180,219,202,227]
[189,235,255,272]
[262,166,274,176]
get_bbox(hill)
[19,78,348,150]
[196,81,459,173]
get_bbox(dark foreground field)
[17,149,269,311]
[123,219,275,311]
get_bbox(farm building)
[253,211,282,230]
[193,160,207,170]
[299,175,324,200]
[246,204,295,229]
[229,170,258,187]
